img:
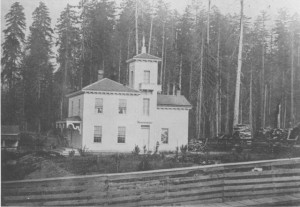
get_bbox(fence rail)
[2,158,300,206]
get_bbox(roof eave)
[126,58,162,63]
[157,104,192,109]
[66,90,84,98]
[83,89,140,95]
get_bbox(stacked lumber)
[233,124,252,144]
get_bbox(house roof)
[66,78,140,98]
[157,94,192,108]
[82,78,139,93]
[126,53,161,63]
[1,125,20,135]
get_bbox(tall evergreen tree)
[80,0,116,87]
[56,4,81,118]
[23,2,54,132]
[1,2,26,125]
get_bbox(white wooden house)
[56,45,191,152]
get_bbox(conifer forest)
[2,0,300,139]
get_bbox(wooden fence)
[2,158,300,206]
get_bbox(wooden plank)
[2,174,108,185]
[42,194,139,206]
[3,190,108,203]
[252,197,279,204]
[223,168,300,178]
[223,201,248,207]
[176,198,223,206]
[236,199,261,205]
[222,158,300,171]
[5,201,45,206]
[138,192,223,206]
[224,187,300,199]
[108,173,222,188]
[105,179,222,197]
[224,175,300,185]
[107,185,222,205]
[271,195,300,202]
[291,193,300,198]
[2,182,108,196]
[2,178,106,192]
[106,167,223,182]
[2,177,104,189]
[224,180,300,191]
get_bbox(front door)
[141,125,150,151]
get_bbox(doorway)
[141,125,150,151]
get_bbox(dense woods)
[2,0,300,139]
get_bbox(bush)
[78,146,89,156]
[69,150,75,157]
[112,153,124,173]
[132,145,140,156]
[180,145,188,162]
[153,141,160,155]
[175,146,179,161]
[137,155,152,171]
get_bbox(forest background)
[1,0,300,139]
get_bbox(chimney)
[98,70,104,80]
[177,90,181,96]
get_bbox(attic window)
[95,98,103,113]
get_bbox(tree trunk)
[118,42,122,83]
[216,25,220,134]
[160,22,165,86]
[263,84,267,127]
[249,63,253,138]
[197,33,205,139]
[233,0,244,127]
[135,0,139,55]
[207,0,210,45]
[126,29,131,85]
[225,71,230,134]
[261,43,265,128]
[189,61,193,100]
[163,39,167,94]
[172,81,176,95]
[291,32,295,126]
[148,12,154,54]
[179,54,182,91]
[283,95,287,128]
[269,84,272,127]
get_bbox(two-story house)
[56,44,192,152]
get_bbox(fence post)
[221,171,225,203]
[104,176,109,206]
[271,163,276,197]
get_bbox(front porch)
[56,116,82,149]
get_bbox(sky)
[2,0,300,36]
[1,0,300,67]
